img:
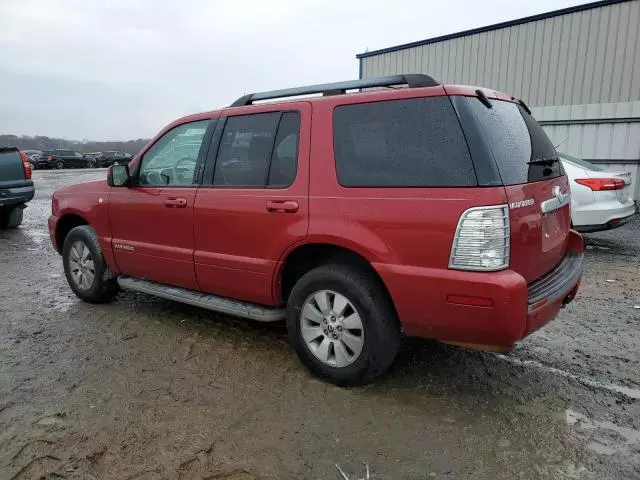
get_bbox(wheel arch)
[55,213,89,253]
[276,242,399,326]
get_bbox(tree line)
[0,134,149,155]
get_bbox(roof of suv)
[172,74,520,127]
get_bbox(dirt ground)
[1,169,639,480]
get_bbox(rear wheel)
[56,160,64,169]
[287,264,401,386]
[0,206,24,229]
[62,225,118,303]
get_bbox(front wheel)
[62,225,119,303]
[287,264,401,386]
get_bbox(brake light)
[575,178,625,191]
[449,205,510,271]
[19,151,32,179]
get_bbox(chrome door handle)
[164,197,187,208]
[266,200,299,213]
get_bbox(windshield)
[558,152,604,171]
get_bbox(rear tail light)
[575,178,625,191]
[19,151,32,179]
[449,205,510,271]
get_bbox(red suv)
[49,74,584,385]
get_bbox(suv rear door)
[193,103,311,305]
[451,94,570,283]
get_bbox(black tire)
[62,225,119,303]
[56,160,64,169]
[0,206,23,229]
[287,264,401,386]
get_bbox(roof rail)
[229,74,439,107]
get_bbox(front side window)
[333,97,476,187]
[139,120,210,186]
[213,111,300,187]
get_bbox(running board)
[117,276,286,322]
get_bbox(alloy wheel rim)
[69,241,95,290]
[299,289,364,368]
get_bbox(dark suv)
[49,74,584,385]
[38,149,93,169]
[0,147,34,228]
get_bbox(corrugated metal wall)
[360,0,640,106]
[532,101,640,161]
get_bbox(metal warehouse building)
[357,0,640,200]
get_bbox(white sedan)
[559,153,636,232]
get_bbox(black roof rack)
[229,74,439,107]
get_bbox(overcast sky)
[1,0,586,141]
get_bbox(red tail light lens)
[575,178,625,191]
[19,151,32,179]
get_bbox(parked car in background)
[96,151,132,168]
[48,74,584,385]
[38,149,95,169]
[0,147,34,228]
[22,150,41,169]
[559,152,636,232]
[83,152,102,165]
[35,150,54,169]
[35,150,56,169]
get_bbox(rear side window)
[333,97,476,187]
[464,99,563,185]
[268,112,299,187]
[213,111,300,187]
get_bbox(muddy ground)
[0,169,638,479]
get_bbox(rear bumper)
[574,213,635,233]
[573,201,636,232]
[374,230,584,348]
[0,183,35,208]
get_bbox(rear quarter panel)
[308,95,508,329]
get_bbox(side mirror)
[108,164,130,187]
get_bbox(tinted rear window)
[463,98,563,185]
[333,97,476,187]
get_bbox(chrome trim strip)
[540,186,571,214]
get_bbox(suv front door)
[193,104,310,305]
[109,118,213,289]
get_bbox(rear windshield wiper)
[527,157,559,165]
